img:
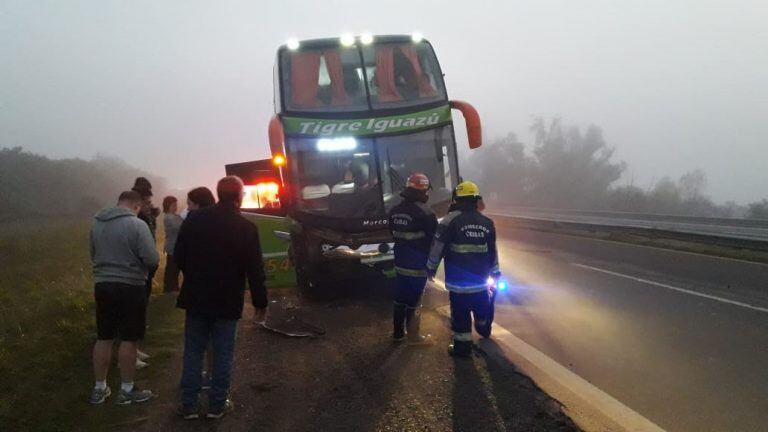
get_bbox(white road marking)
[435,305,666,432]
[572,263,768,314]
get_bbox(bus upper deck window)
[364,42,445,109]
[284,48,366,112]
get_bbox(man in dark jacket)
[388,173,437,342]
[131,177,159,298]
[174,176,267,419]
[427,181,500,357]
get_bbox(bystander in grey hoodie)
[90,207,160,286]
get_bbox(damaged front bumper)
[322,243,394,265]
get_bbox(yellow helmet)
[455,181,481,198]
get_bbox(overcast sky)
[1,0,766,203]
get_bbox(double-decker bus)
[228,33,481,290]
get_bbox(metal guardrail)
[494,207,768,229]
[488,207,768,252]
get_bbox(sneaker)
[116,387,154,405]
[136,350,150,361]
[89,386,112,405]
[407,333,433,345]
[136,358,149,369]
[180,405,199,420]
[206,399,232,419]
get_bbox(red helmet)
[406,173,430,191]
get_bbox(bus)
[228,33,482,290]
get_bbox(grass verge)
[0,219,185,431]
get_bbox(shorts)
[94,282,148,341]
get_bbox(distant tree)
[464,133,533,205]
[647,176,681,213]
[747,199,768,219]
[0,147,163,220]
[606,185,648,212]
[528,118,626,209]
[678,169,707,201]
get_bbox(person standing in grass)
[162,196,183,293]
[174,176,267,420]
[181,186,216,220]
[89,191,159,405]
[131,177,159,368]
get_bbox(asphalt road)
[485,220,768,432]
[489,208,768,241]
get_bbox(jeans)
[180,312,238,408]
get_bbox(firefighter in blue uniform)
[427,181,500,357]
[388,173,437,342]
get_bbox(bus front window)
[287,137,385,218]
[377,125,458,212]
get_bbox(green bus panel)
[242,213,296,288]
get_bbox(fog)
[1,0,766,204]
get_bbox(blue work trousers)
[449,290,494,342]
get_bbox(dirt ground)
[122,281,579,432]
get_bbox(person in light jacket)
[89,191,159,405]
[162,196,183,292]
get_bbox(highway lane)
[486,222,768,432]
[489,208,768,241]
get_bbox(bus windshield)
[280,41,447,113]
[286,124,458,219]
[287,137,385,218]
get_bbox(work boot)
[448,340,472,358]
[393,303,407,341]
[405,306,432,344]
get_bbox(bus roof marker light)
[317,137,357,152]
[340,33,355,47]
[411,32,424,43]
[360,33,374,45]
[286,38,300,50]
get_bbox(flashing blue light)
[497,280,508,291]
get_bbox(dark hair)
[217,176,244,204]
[118,190,142,206]
[133,177,152,190]
[162,196,178,213]
[187,187,216,208]
[132,177,153,198]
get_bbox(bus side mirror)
[449,100,482,149]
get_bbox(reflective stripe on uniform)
[445,282,488,293]
[392,230,426,240]
[453,332,473,341]
[449,243,488,253]
[394,266,427,277]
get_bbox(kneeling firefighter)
[427,181,500,357]
[388,173,438,342]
